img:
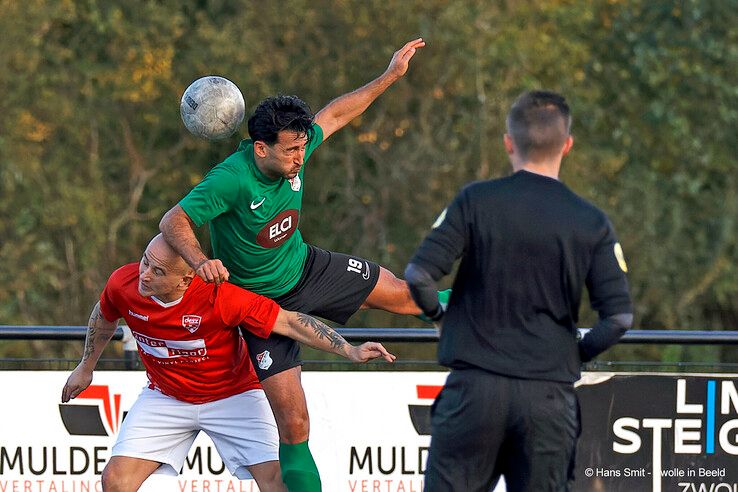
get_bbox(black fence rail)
[3,326,738,371]
[5,326,738,343]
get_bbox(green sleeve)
[178,164,241,227]
[304,123,324,163]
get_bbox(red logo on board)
[408,385,443,436]
[59,385,123,436]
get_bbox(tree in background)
[573,0,738,363]
[0,0,735,363]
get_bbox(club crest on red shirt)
[182,315,202,333]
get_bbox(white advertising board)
[1,371,497,492]
[8,371,738,491]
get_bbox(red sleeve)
[216,283,280,338]
[99,269,125,322]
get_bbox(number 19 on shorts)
[347,258,371,280]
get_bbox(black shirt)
[410,170,632,383]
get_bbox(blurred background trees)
[1,0,736,363]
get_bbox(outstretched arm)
[160,204,229,284]
[315,38,425,140]
[61,302,119,402]
[271,309,396,363]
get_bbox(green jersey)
[179,124,324,297]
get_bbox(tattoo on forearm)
[297,313,347,350]
[82,305,102,362]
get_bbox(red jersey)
[99,263,280,404]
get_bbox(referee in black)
[405,90,633,492]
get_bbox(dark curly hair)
[247,95,315,145]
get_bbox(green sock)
[416,289,452,323]
[279,441,322,492]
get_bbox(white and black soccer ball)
[180,76,245,141]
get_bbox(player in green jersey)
[160,38,441,491]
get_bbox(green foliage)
[570,0,738,361]
[1,0,736,364]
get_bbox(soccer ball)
[180,76,245,141]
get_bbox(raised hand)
[384,38,426,80]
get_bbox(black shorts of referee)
[424,368,580,492]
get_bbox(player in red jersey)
[61,234,394,492]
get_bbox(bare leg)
[101,456,161,492]
[361,266,422,315]
[248,460,287,492]
[260,366,309,443]
[260,367,321,490]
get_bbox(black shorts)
[424,369,580,492]
[243,245,380,381]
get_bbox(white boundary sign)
[1,371,505,492]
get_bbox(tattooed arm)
[61,302,119,402]
[271,310,396,363]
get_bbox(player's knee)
[281,426,309,444]
[101,463,134,492]
[271,400,309,443]
[276,410,310,443]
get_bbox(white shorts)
[112,387,278,479]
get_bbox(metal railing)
[3,325,738,343]
[2,326,738,370]
[0,325,140,369]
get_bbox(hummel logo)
[250,197,266,210]
[128,310,148,321]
